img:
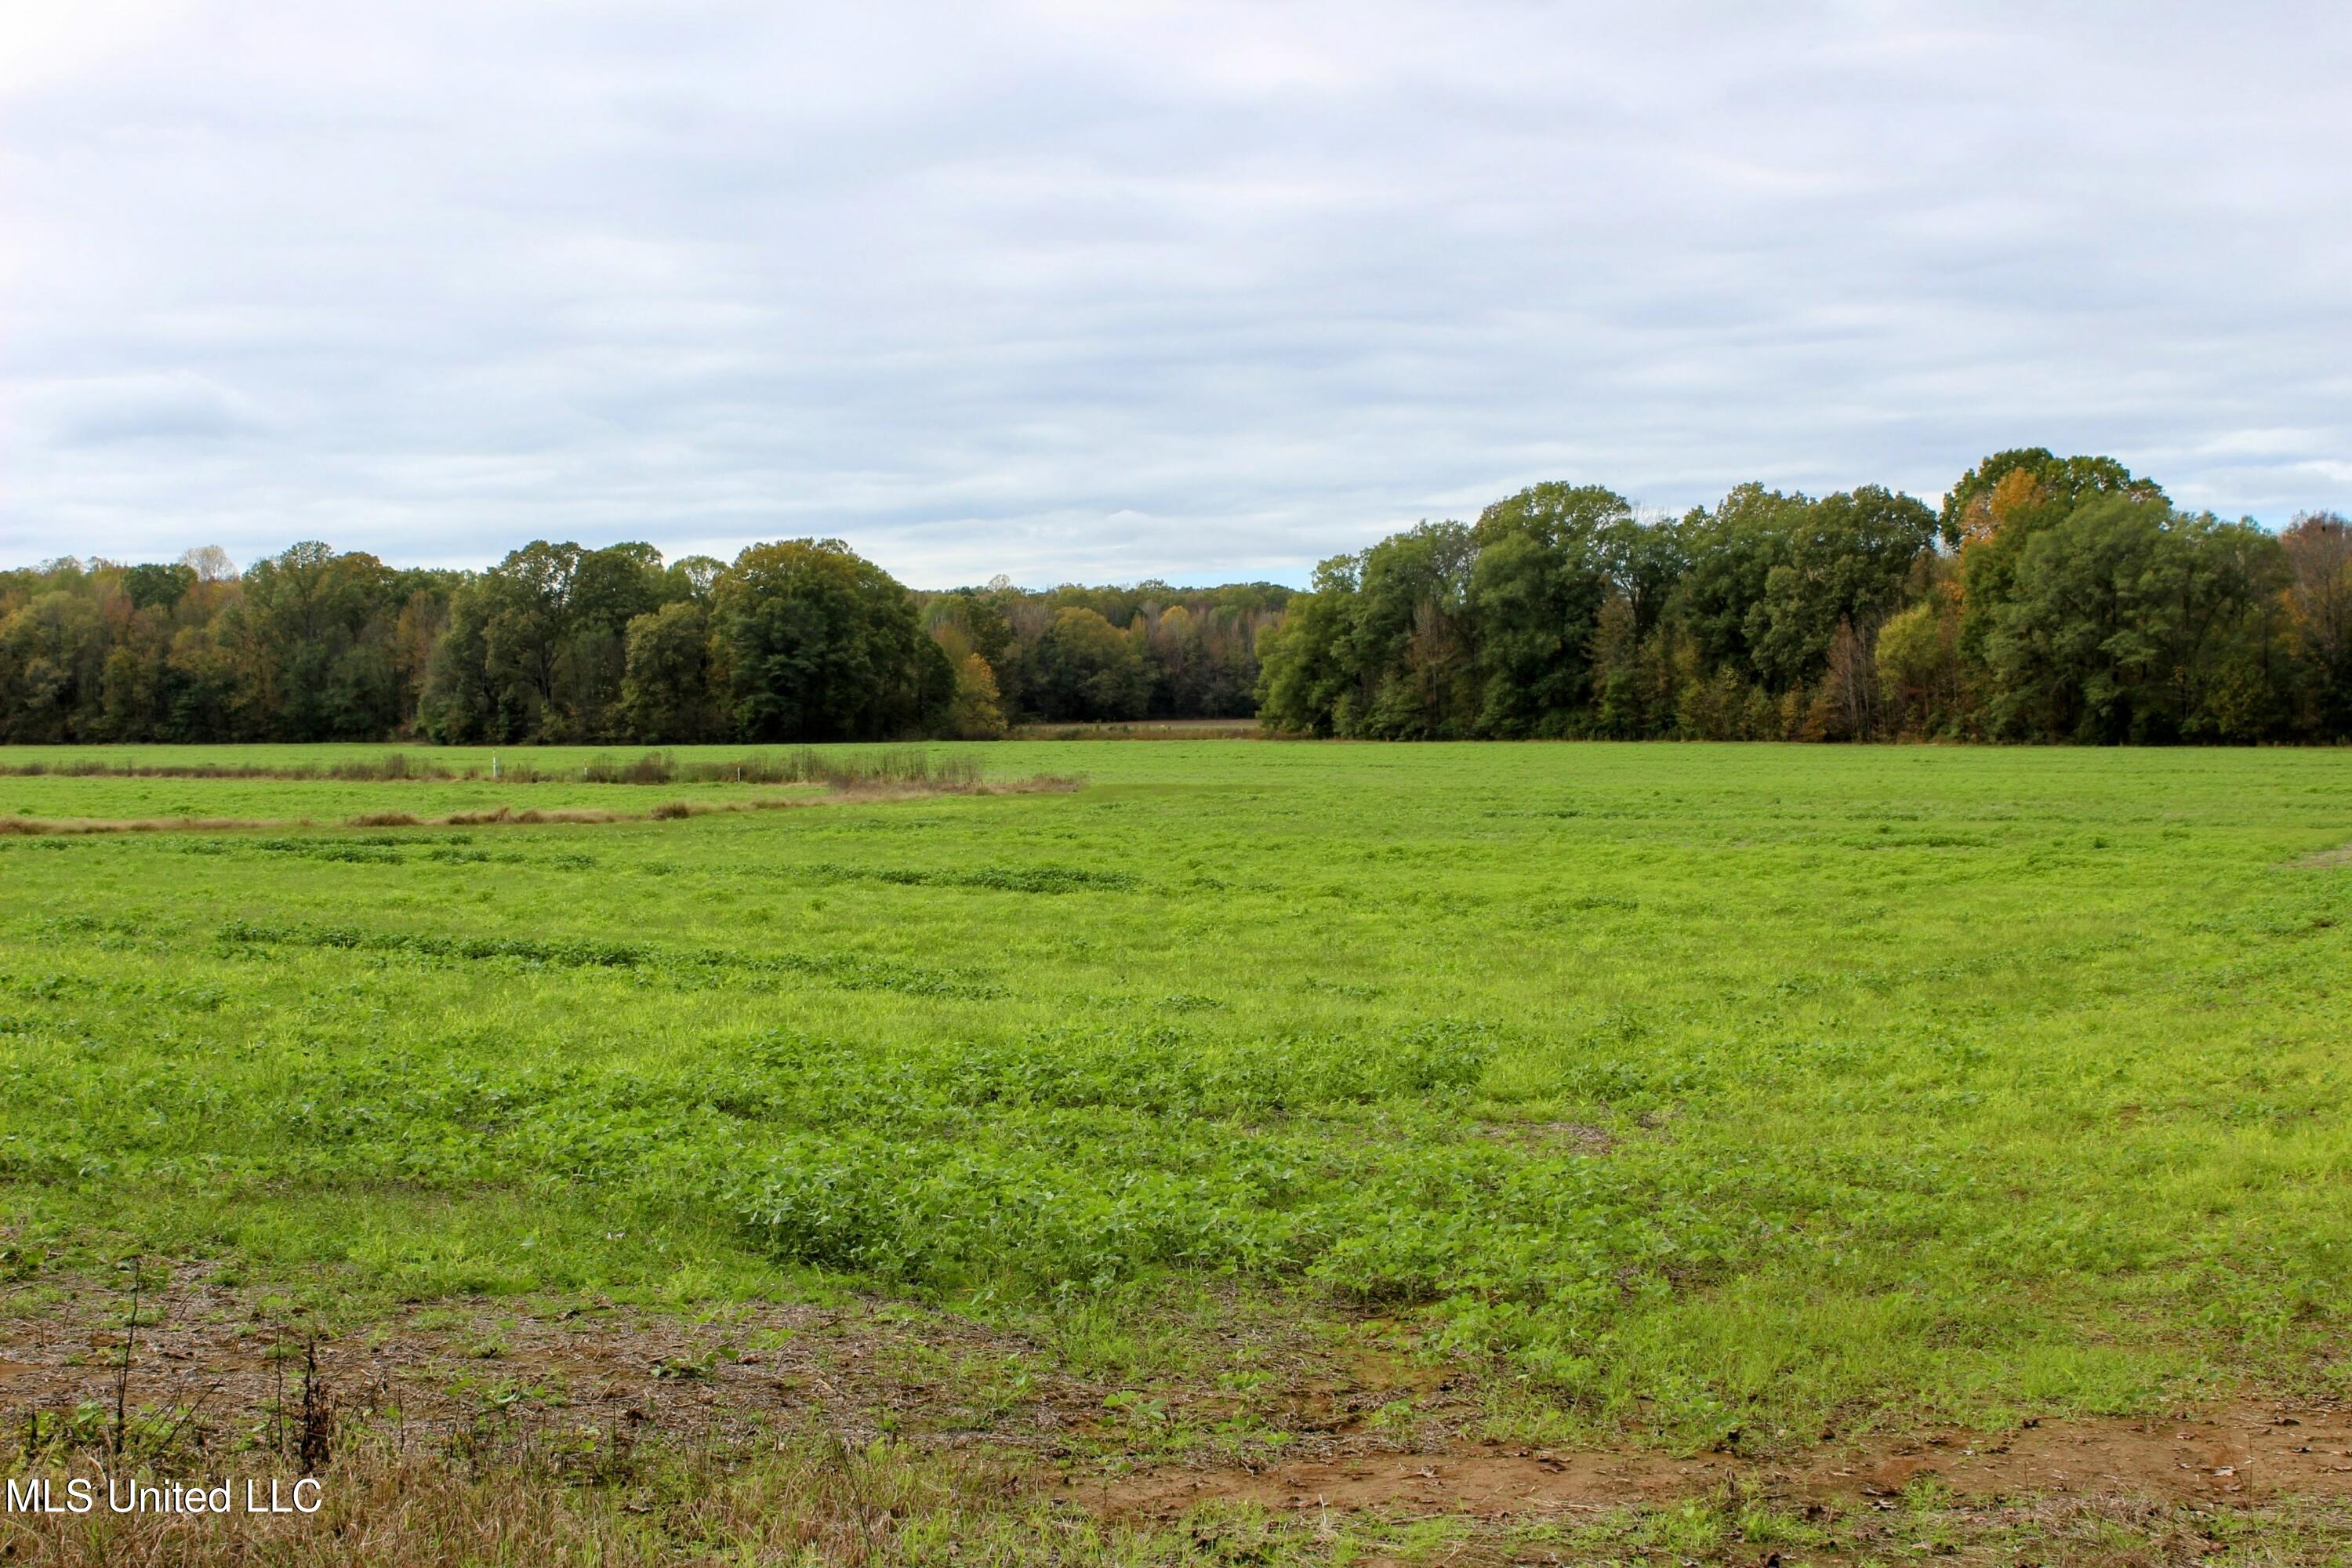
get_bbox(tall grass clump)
[0,747,993,790]
[0,752,475,782]
[0,1434,1127,1568]
[575,747,990,789]
[670,747,985,790]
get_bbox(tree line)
[0,536,1290,745]
[3,447,2346,746]
[1258,450,2351,743]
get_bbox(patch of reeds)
[597,746,989,790]
[0,746,995,789]
[0,752,463,782]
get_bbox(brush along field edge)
[0,775,1079,835]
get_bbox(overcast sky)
[3,2,2347,586]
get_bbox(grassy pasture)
[2,741,2350,1525]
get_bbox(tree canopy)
[5,453,2345,745]
[1257,460,2348,743]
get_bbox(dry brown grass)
[0,815,289,837]
[826,775,1083,800]
[979,776,1086,794]
[345,812,422,828]
[9,1432,2351,1566]
[0,1439,1104,1567]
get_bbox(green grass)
[2,740,2349,1451]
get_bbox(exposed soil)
[1099,1406,2352,1520]
[0,1265,1102,1458]
[6,1270,2350,1523]
[1471,1120,1614,1152]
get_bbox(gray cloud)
[3,1,2347,585]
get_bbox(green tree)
[419,589,501,742]
[1029,606,1151,721]
[423,541,673,742]
[1985,498,2290,742]
[1747,486,1938,691]
[1465,485,1627,735]
[1253,566,1356,736]
[665,554,726,602]
[1345,521,1475,738]
[1587,594,1650,737]
[122,562,196,612]
[0,590,107,742]
[1666,485,1810,677]
[225,542,401,740]
[620,599,720,742]
[1599,514,1688,639]
[475,540,583,734]
[1950,452,2165,677]
[557,543,670,739]
[710,539,940,741]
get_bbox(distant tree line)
[1258,451,2352,743]
[0,536,1291,744]
[4,448,2345,745]
[916,579,1289,735]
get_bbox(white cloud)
[2,0,2347,582]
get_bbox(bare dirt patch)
[1099,1406,2352,1521]
[0,1268,1103,1459]
[1471,1120,1614,1152]
[1802,1406,2352,1504]
[9,1272,2350,1526]
[1094,1447,1711,1517]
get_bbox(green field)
[4,741,2350,1561]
